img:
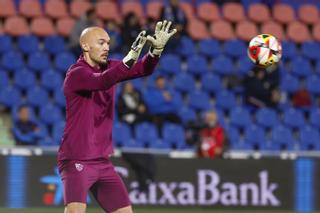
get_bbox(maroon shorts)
[58,158,130,212]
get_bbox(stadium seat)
[3,16,30,36]
[248,3,270,23]
[70,0,92,18]
[299,126,320,150]
[186,54,209,77]
[301,41,320,60]
[256,108,279,129]
[39,103,63,125]
[14,69,37,90]
[178,106,197,124]
[273,3,295,24]
[44,36,66,55]
[44,0,68,19]
[41,70,63,91]
[56,17,76,37]
[52,121,65,144]
[30,17,56,36]
[28,51,51,72]
[146,1,162,20]
[159,54,182,76]
[197,2,219,22]
[312,22,320,41]
[298,4,319,25]
[0,35,13,54]
[179,1,194,20]
[309,108,320,129]
[244,125,266,150]
[260,21,285,41]
[225,126,240,146]
[188,89,211,111]
[121,1,144,19]
[1,51,24,72]
[177,36,196,57]
[201,73,222,94]
[290,57,312,78]
[0,86,22,107]
[210,20,235,41]
[235,21,258,41]
[238,56,254,76]
[187,18,210,40]
[198,39,220,58]
[222,2,245,23]
[17,35,39,54]
[162,123,185,149]
[280,74,300,93]
[148,139,171,149]
[0,71,9,89]
[26,87,50,108]
[134,122,159,147]
[283,108,306,129]
[306,75,320,95]
[212,55,234,75]
[287,21,311,43]
[223,39,246,58]
[281,41,298,61]
[215,90,237,111]
[19,0,42,18]
[271,125,294,150]
[229,107,251,129]
[0,0,16,17]
[54,88,65,108]
[95,1,120,22]
[54,52,77,72]
[173,72,196,93]
[112,122,133,147]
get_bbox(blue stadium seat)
[0,71,9,89]
[26,87,50,107]
[256,108,279,129]
[134,122,159,146]
[271,125,294,150]
[148,139,171,149]
[112,122,133,147]
[0,86,22,107]
[1,51,24,72]
[159,54,182,76]
[177,36,196,57]
[41,69,63,91]
[301,41,320,60]
[130,78,144,91]
[283,108,306,129]
[162,123,185,149]
[244,125,266,150]
[309,108,320,129]
[178,106,197,124]
[17,35,39,55]
[280,74,300,93]
[28,51,51,72]
[212,55,234,75]
[52,121,65,144]
[230,107,251,129]
[188,89,211,111]
[225,126,240,146]
[186,54,209,77]
[306,75,320,95]
[299,126,320,151]
[173,72,196,93]
[0,35,13,53]
[109,53,124,60]
[290,57,312,78]
[54,88,65,107]
[44,36,66,55]
[201,73,222,94]
[54,52,76,72]
[281,41,298,61]
[224,40,246,58]
[215,90,237,111]
[198,39,220,58]
[315,60,320,75]
[14,69,37,90]
[238,56,254,76]
[39,103,63,125]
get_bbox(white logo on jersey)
[75,163,84,171]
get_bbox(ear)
[81,43,90,52]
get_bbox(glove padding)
[147,20,177,57]
[123,31,147,68]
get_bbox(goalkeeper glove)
[147,20,177,57]
[123,30,147,68]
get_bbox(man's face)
[205,111,217,127]
[85,29,110,66]
[19,107,30,122]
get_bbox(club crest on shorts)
[75,163,84,171]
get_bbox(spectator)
[244,66,281,110]
[69,8,100,55]
[121,12,141,53]
[12,105,44,146]
[144,76,181,133]
[105,20,121,52]
[117,82,151,128]
[186,110,227,159]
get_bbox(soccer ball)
[247,34,282,68]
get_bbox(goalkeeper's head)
[79,27,110,67]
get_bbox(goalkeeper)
[58,21,176,213]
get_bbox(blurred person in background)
[105,20,122,53]
[12,105,43,146]
[186,110,227,159]
[121,12,142,53]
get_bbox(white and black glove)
[123,30,147,68]
[147,20,177,57]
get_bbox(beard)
[92,56,108,68]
